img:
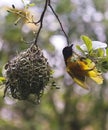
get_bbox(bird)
[62,44,103,89]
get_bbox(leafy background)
[0,0,108,130]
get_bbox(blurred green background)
[0,0,108,130]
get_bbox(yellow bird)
[62,45,103,89]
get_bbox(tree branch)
[34,0,48,45]
[48,0,70,46]
[34,0,70,46]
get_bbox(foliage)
[76,35,108,73]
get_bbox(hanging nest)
[3,44,56,104]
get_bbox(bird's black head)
[62,44,73,64]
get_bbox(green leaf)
[101,60,108,72]
[76,45,85,54]
[106,48,108,56]
[21,0,25,4]
[29,3,35,7]
[97,48,104,57]
[81,35,93,53]
[0,77,5,84]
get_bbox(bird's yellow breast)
[66,57,103,89]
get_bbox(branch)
[34,0,70,46]
[34,0,48,45]
[48,0,70,46]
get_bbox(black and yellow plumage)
[62,45,103,89]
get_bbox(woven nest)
[3,44,55,104]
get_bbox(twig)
[48,0,70,46]
[34,0,48,45]
[34,0,70,46]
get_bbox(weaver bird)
[62,45,103,89]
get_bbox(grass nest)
[3,44,56,104]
